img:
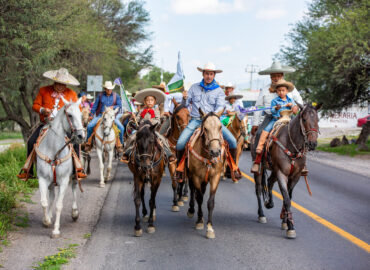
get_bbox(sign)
[87,75,103,92]
[319,106,368,128]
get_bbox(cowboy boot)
[173,150,185,182]
[301,165,309,176]
[116,137,124,154]
[229,148,242,180]
[256,130,269,154]
[251,153,262,174]
[72,149,87,179]
[84,136,94,152]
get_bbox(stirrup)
[251,162,260,174]
[120,155,129,164]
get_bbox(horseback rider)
[85,81,124,153]
[121,88,176,164]
[224,82,243,108]
[17,68,87,180]
[174,62,242,181]
[221,92,244,126]
[78,92,93,111]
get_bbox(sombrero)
[273,79,295,92]
[86,94,94,99]
[197,62,222,73]
[135,88,166,104]
[152,82,166,92]
[225,92,243,101]
[224,82,235,89]
[43,68,80,86]
[258,61,295,75]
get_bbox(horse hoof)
[286,230,296,239]
[258,216,267,224]
[147,226,156,234]
[51,232,60,239]
[178,201,184,207]
[206,231,215,239]
[232,180,239,184]
[281,222,288,230]
[195,222,204,230]
[99,183,105,188]
[143,216,149,223]
[187,211,194,218]
[172,205,180,212]
[72,211,79,221]
[181,196,189,202]
[264,201,274,209]
[134,229,143,237]
[42,219,52,228]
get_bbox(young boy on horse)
[17,68,87,180]
[85,81,125,153]
[251,79,298,173]
[120,88,175,164]
[221,92,243,126]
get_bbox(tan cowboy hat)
[225,91,243,101]
[43,68,80,86]
[273,79,295,92]
[258,61,295,75]
[86,94,94,100]
[135,88,166,104]
[152,82,166,92]
[197,62,222,73]
[102,81,115,90]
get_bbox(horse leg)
[71,178,79,221]
[195,181,205,230]
[169,162,179,211]
[177,181,184,207]
[141,184,149,222]
[265,172,277,209]
[276,170,295,239]
[96,147,105,187]
[187,178,195,218]
[47,183,55,222]
[182,178,189,201]
[87,153,91,175]
[52,178,68,238]
[39,178,52,228]
[206,177,220,239]
[105,147,114,182]
[147,180,160,234]
[134,179,143,237]
[254,172,267,223]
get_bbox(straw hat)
[273,79,295,92]
[197,62,222,73]
[152,82,166,92]
[134,101,143,106]
[135,88,166,104]
[43,68,80,86]
[258,61,295,75]
[102,81,115,90]
[225,92,243,101]
[86,94,94,100]
[224,82,235,89]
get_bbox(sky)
[143,0,309,89]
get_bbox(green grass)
[0,132,23,140]
[83,233,91,239]
[317,139,370,157]
[0,145,38,239]
[32,244,79,270]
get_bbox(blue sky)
[143,0,309,89]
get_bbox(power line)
[245,65,259,90]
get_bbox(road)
[69,151,370,270]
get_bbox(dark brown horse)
[165,99,190,212]
[128,120,165,236]
[252,103,320,238]
[186,110,225,239]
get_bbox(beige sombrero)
[273,79,295,92]
[197,62,222,73]
[135,88,166,104]
[102,81,115,90]
[225,92,243,101]
[224,82,235,89]
[258,61,295,75]
[43,68,80,86]
[86,94,94,100]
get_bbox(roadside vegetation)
[0,145,38,239]
[0,132,23,141]
[32,244,79,270]
[317,138,370,157]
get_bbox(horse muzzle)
[210,149,221,158]
[307,141,317,151]
[74,130,86,144]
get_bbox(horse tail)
[260,161,269,203]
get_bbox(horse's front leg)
[52,177,69,238]
[96,147,105,187]
[71,178,79,221]
[182,178,189,201]
[265,172,277,209]
[187,177,195,218]
[141,183,148,222]
[147,179,160,234]
[105,145,114,182]
[169,161,179,212]
[254,172,266,223]
[134,179,143,237]
[195,181,206,230]
[39,177,52,228]
[47,183,55,222]
[206,175,220,239]
[276,170,296,239]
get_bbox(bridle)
[201,116,223,160]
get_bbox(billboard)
[87,75,103,92]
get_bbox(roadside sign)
[87,75,103,92]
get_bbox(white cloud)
[171,0,251,15]
[214,45,233,53]
[255,8,287,20]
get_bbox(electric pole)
[245,65,259,90]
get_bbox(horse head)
[102,107,118,137]
[135,121,158,172]
[173,99,190,133]
[297,103,321,151]
[81,106,90,128]
[199,108,224,158]
[61,97,85,143]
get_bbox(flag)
[167,52,185,93]
[114,77,132,112]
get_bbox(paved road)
[70,151,370,270]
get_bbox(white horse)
[36,97,85,238]
[95,107,118,188]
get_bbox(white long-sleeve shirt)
[252,84,303,126]
[164,92,184,113]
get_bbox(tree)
[279,0,370,149]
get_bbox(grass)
[317,138,370,157]
[83,233,91,239]
[0,132,23,141]
[0,145,38,239]
[32,244,79,270]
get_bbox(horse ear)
[172,98,179,108]
[61,96,70,106]
[314,103,323,111]
[150,122,158,131]
[296,102,304,111]
[216,108,224,118]
[199,108,205,118]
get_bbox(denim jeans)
[86,114,125,144]
[176,118,237,151]
[115,113,125,144]
[263,118,277,132]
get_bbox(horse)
[95,107,118,188]
[35,97,85,238]
[129,121,165,237]
[186,109,225,239]
[252,103,320,238]
[81,106,91,175]
[165,99,190,212]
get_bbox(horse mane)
[136,120,155,140]
[201,112,219,128]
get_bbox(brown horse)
[186,110,225,239]
[165,99,190,212]
[128,120,165,237]
[81,107,90,128]
[81,106,91,174]
[252,103,320,238]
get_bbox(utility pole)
[245,65,259,90]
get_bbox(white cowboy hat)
[224,82,235,89]
[273,79,295,92]
[86,94,94,99]
[135,88,166,104]
[125,90,132,97]
[43,68,80,86]
[197,62,222,73]
[102,81,115,90]
[258,61,295,75]
[134,101,143,106]
[225,91,243,101]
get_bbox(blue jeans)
[115,114,125,144]
[264,119,277,132]
[176,118,237,151]
[86,114,125,144]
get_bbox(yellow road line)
[241,171,370,253]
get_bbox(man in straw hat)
[17,68,87,180]
[85,81,125,152]
[174,62,242,181]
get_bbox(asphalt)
[68,151,370,270]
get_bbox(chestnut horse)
[252,103,320,238]
[129,121,165,237]
[186,110,225,239]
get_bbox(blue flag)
[114,77,132,112]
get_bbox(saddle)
[87,119,122,151]
[266,110,293,151]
